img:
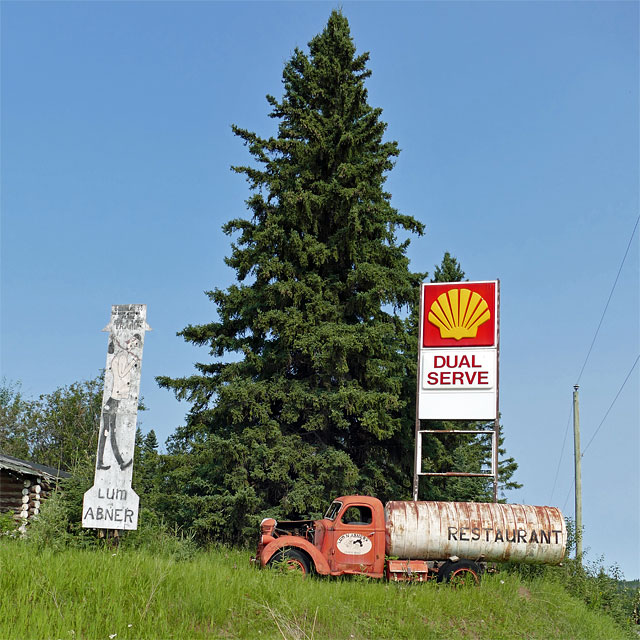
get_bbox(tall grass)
[0,540,635,640]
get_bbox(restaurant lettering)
[447,526,563,545]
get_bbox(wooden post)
[573,385,583,562]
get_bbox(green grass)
[0,541,635,639]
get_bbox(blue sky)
[2,2,638,578]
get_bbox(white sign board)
[83,304,150,530]
[418,282,498,420]
[420,349,498,419]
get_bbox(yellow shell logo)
[428,288,491,340]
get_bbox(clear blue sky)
[2,2,638,578]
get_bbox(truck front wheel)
[267,549,311,576]
[437,560,481,586]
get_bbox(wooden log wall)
[1,468,52,530]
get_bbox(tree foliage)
[0,374,171,547]
[0,376,102,471]
[158,10,426,543]
[432,251,465,284]
[0,379,31,459]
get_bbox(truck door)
[328,504,383,576]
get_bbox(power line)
[581,354,639,456]
[562,479,574,513]
[559,214,638,511]
[575,214,639,385]
[561,354,639,512]
[550,399,573,503]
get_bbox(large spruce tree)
[158,11,425,543]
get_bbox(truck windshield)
[324,501,342,521]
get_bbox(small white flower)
[127,625,132,628]
[109,634,117,639]
[112,553,117,557]
[500,580,505,584]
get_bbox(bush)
[25,491,73,551]
[0,511,18,537]
[118,507,197,560]
[506,553,635,627]
[22,485,196,560]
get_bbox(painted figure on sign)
[97,334,141,471]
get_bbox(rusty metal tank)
[385,501,566,564]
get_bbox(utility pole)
[573,385,582,562]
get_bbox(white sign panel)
[419,349,498,419]
[83,304,151,530]
[421,349,496,390]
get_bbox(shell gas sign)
[418,281,498,420]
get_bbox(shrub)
[119,507,197,560]
[25,491,73,551]
[0,511,18,536]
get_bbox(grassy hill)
[0,541,636,639]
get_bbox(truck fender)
[260,536,331,575]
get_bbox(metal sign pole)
[413,284,425,501]
[493,280,500,502]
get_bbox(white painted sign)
[82,304,151,530]
[337,533,372,555]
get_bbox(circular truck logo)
[337,533,372,555]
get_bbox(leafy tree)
[28,376,103,471]
[158,10,425,543]
[0,379,32,459]
[418,252,521,501]
[0,375,102,471]
[1,374,159,479]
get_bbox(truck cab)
[256,495,386,577]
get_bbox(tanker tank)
[384,501,566,564]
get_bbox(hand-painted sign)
[82,304,151,530]
[336,533,373,555]
[418,282,498,420]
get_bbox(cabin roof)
[0,452,71,482]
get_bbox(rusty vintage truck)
[254,495,566,582]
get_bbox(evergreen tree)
[133,428,161,500]
[418,252,521,501]
[432,251,465,283]
[143,430,159,454]
[158,11,425,543]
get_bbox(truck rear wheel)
[268,549,311,576]
[437,560,481,586]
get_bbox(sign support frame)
[413,281,500,502]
